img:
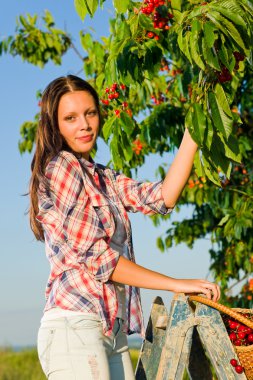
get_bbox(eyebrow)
[62,107,97,117]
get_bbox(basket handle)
[189,295,253,329]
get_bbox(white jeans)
[37,316,135,380]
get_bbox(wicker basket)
[189,295,253,380]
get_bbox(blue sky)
[0,0,213,347]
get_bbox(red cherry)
[126,109,132,117]
[147,32,154,38]
[154,35,159,40]
[247,334,253,343]
[230,359,238,367]
[238,325,247,332]
[238,332,246,340]
[122,101,128,108]
[108,94,114,100]
[229,321,239,330]
[113,92,119,99]
[114,109,120,117]
[234,339,242,346]
[101,99,109,105]
[105,88,110,93]
[229,332,237,341]
[233,51,245,62]
[244,327,253,334]
[235,365,244,374]
[120,84,126,90]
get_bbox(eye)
[87,110,98,117]
[64,115,76,121]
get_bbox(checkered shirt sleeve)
[112,171,174,215]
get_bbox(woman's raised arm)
[161,128,198,208]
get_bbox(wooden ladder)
[135,293,247,380]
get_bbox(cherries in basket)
[227,317,253,346]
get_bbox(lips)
[76,135,93,143]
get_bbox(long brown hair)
[29,75,101,241]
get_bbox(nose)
[80,115,91,130]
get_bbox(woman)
[30,75,220,380]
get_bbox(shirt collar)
[78,155,97,176]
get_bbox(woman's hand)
[171,278,220,302]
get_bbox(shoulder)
[45,150,83,181]
[46,150,82,172]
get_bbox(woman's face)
[58,91,100,159]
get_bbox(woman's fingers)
[201,281,220,302]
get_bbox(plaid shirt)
[37,150,172,337]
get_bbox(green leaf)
[80,32,93,50]
[84,0,99,17]
[95,72,105,90]
[192,103,206,144]
[129,14,139,36]
[202,39,220,70]
[219,133,241,163]
[204,117,214,150]
[113,0,130,13]
[194,150,205,177]
[214,85,232,118]
[116,19,131,40]
[120,111,134,134]
[209,5,246,28]
[218,214,230,226]
[157,237,165,252]
[202,156,221,186]
[207,10,247,53]
[217,36,229,67]
[177,30,192,64]
[74,0,89,20]
[208,91,233,139]
[203,22,217,48]
[138,13,154,30]
[141,123,151,145]
[185,107,200,145]
[171,0,182,11]
[209,134,231,176]
[120,130,133,161]
[189,21,205,70]
[102,116,116,141]
[110,129,123,169]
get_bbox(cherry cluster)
[188,177,206,189]
[101,83,132,118]
[151,93,165,105]
[132,139,144,155]
[216,66,232,83]
[216,51,245,83]
[140,0,174,38]
[229,359,244,374]
[160,57,169,71]
[233,51,245,70]
[227,317,253,346]
[224,315,253,376]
